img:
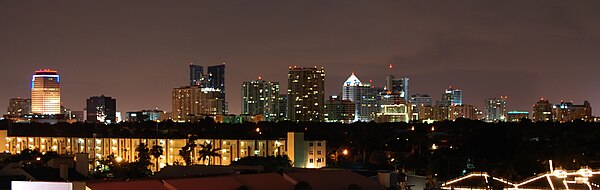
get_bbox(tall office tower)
[342,73,362,121]
[86,95,117,124]
[287,67,325,122]
[31,69,61,115]
[241,78,280,122]
[532,98,553,122]
[189,64,204,86]
[552,101,592,122]
[484,96,508,122]
[384,75,409,102]
[278,94,288,121]
[324,96,355,123]
[172,86,224,122]
[207,64,227,114]
[7,98,31,117]
[356,83,381,122]
[342,73,362,102]
[440,86,463,106]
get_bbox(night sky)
[1,1,600,115]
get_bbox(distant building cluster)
[2,66,596,124]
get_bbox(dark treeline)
[1,119,600,181]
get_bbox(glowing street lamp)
[342,149,349,156]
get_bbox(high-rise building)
[31,69,61,115]
[449,104,478,120]
[7,98,31,117]
[188,64,227,114]
[356,82,381,122]
[440,86,463,106]
[189,64,204,86]
[410,94,433,111]
[277,94,288,121]
[241,78,280,122]
[287,67,325,122]
[342,73,362,103]
[418,105,435,121]
[532,98,553,122]
[324,96,355,123]
[384,75,409,102]
[172,86,224,122]
[552,101,592,122]
[207,64,226,94]
[484,96,508,122]
[86,95,117,124]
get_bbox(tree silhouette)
[179,136,197,166]
[150,144,164,172]
[197,141,221,165]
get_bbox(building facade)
[7,98,31,117]
[31,69,61,115]
[384,75,409,102]
[241,79,280,122]
[484,96,508,122]
[356,83,381,122]
[0,131,326,171]
[172,86,224,122]
[126,109,170,122]
[86,95,117,124]
[449,105,478,120]
[440,87,462,106]
[188,64,227,114]
[552,101,592,122]
[532,99,553,122]
[287,67,325,122]
[277,94,288,121]
[189,64,204,86]
[507,111,529,122]
[410,94,432,111]
[324,96,355,123]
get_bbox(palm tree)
[197,141,222,165]
[179,142,196,166]
[149,144,164,172]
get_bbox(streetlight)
[342,149,349,156]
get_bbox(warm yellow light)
[342,149,349,155]
[116,156,123,162]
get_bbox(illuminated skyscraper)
[189,64,204,86]
[384,75,409,102]
[484,96,508,122]
[172,86,224,122]
[86,95,117,124]
[31,69,61,115]
[356,82,381,122]
[324,95,355,123]
[287,67,325,122]
[342,73,362,102]
[241,78,280,121]
[532,98,553,122]
[440,86,463,106]
[188,63,227,114]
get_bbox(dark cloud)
[1,0,599,115]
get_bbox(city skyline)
[2,1,600,115]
